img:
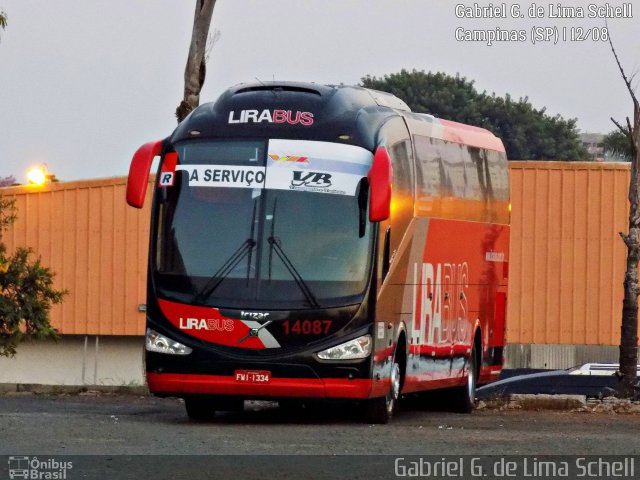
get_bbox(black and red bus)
[126,82,510,423]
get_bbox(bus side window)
[487,150,510,224]
[487,150,509,202]
[465,146,490,221]
[386,139,414,255]
[379,118,414,262]
[414,135,445,216]
[467,146,491,202]
[442,141,465,199]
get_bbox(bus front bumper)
[146,372,373,399]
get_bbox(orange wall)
[508,161,630,346]
[0,162,633,344]
[1,177,152,335]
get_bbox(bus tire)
[184,397,217,421]
[278,398,307,414]
[449,345,477,414]
[363,356,401,424]
[184,396,243,421]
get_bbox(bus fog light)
[317,335,371,360]
[145,328,192,355]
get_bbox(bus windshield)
[152,139,373,310]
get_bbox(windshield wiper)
[267,199,320,309]
[268,236,320,309]
[194,200,258,303]
[194,238,256,303]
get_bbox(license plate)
[234,370,271,383]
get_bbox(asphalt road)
[1,394,639,479]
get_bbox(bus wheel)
[363,358,401,424]
[184,396,243,421]
[184,397,217,421]
[450,347,477,413]
[279,398,309,412]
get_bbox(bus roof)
[171,81,399,151]
[171,81,505,154]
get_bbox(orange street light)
[26,165,50,186]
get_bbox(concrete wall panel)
[0,336,144,386]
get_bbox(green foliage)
[0,197,67,357]
[361,69,589,161]
[603,129,633,161]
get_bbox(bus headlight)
[145,328,192,355]
[317,335,372,360]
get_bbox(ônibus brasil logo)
[7,456,72,479]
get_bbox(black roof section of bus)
[170,81,411,152]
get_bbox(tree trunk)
[619,121,640,396]
[620,226,640,396]
[619,103,640,397]
[608,37,640,398]
[176,0,216,123]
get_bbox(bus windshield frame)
[151,138,375,310]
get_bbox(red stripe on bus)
[402,375,464,394]
[408,345,472,357]
[157,299,267,349]
[147,373,373,399]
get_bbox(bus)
[126,82,510,423]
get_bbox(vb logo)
[291,171,332,188]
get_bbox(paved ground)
[1,393,639,455]
[1,394,639,479]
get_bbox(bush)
[0,196,67,357]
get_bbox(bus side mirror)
[367,147,393,222]
[126,140,163,208]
